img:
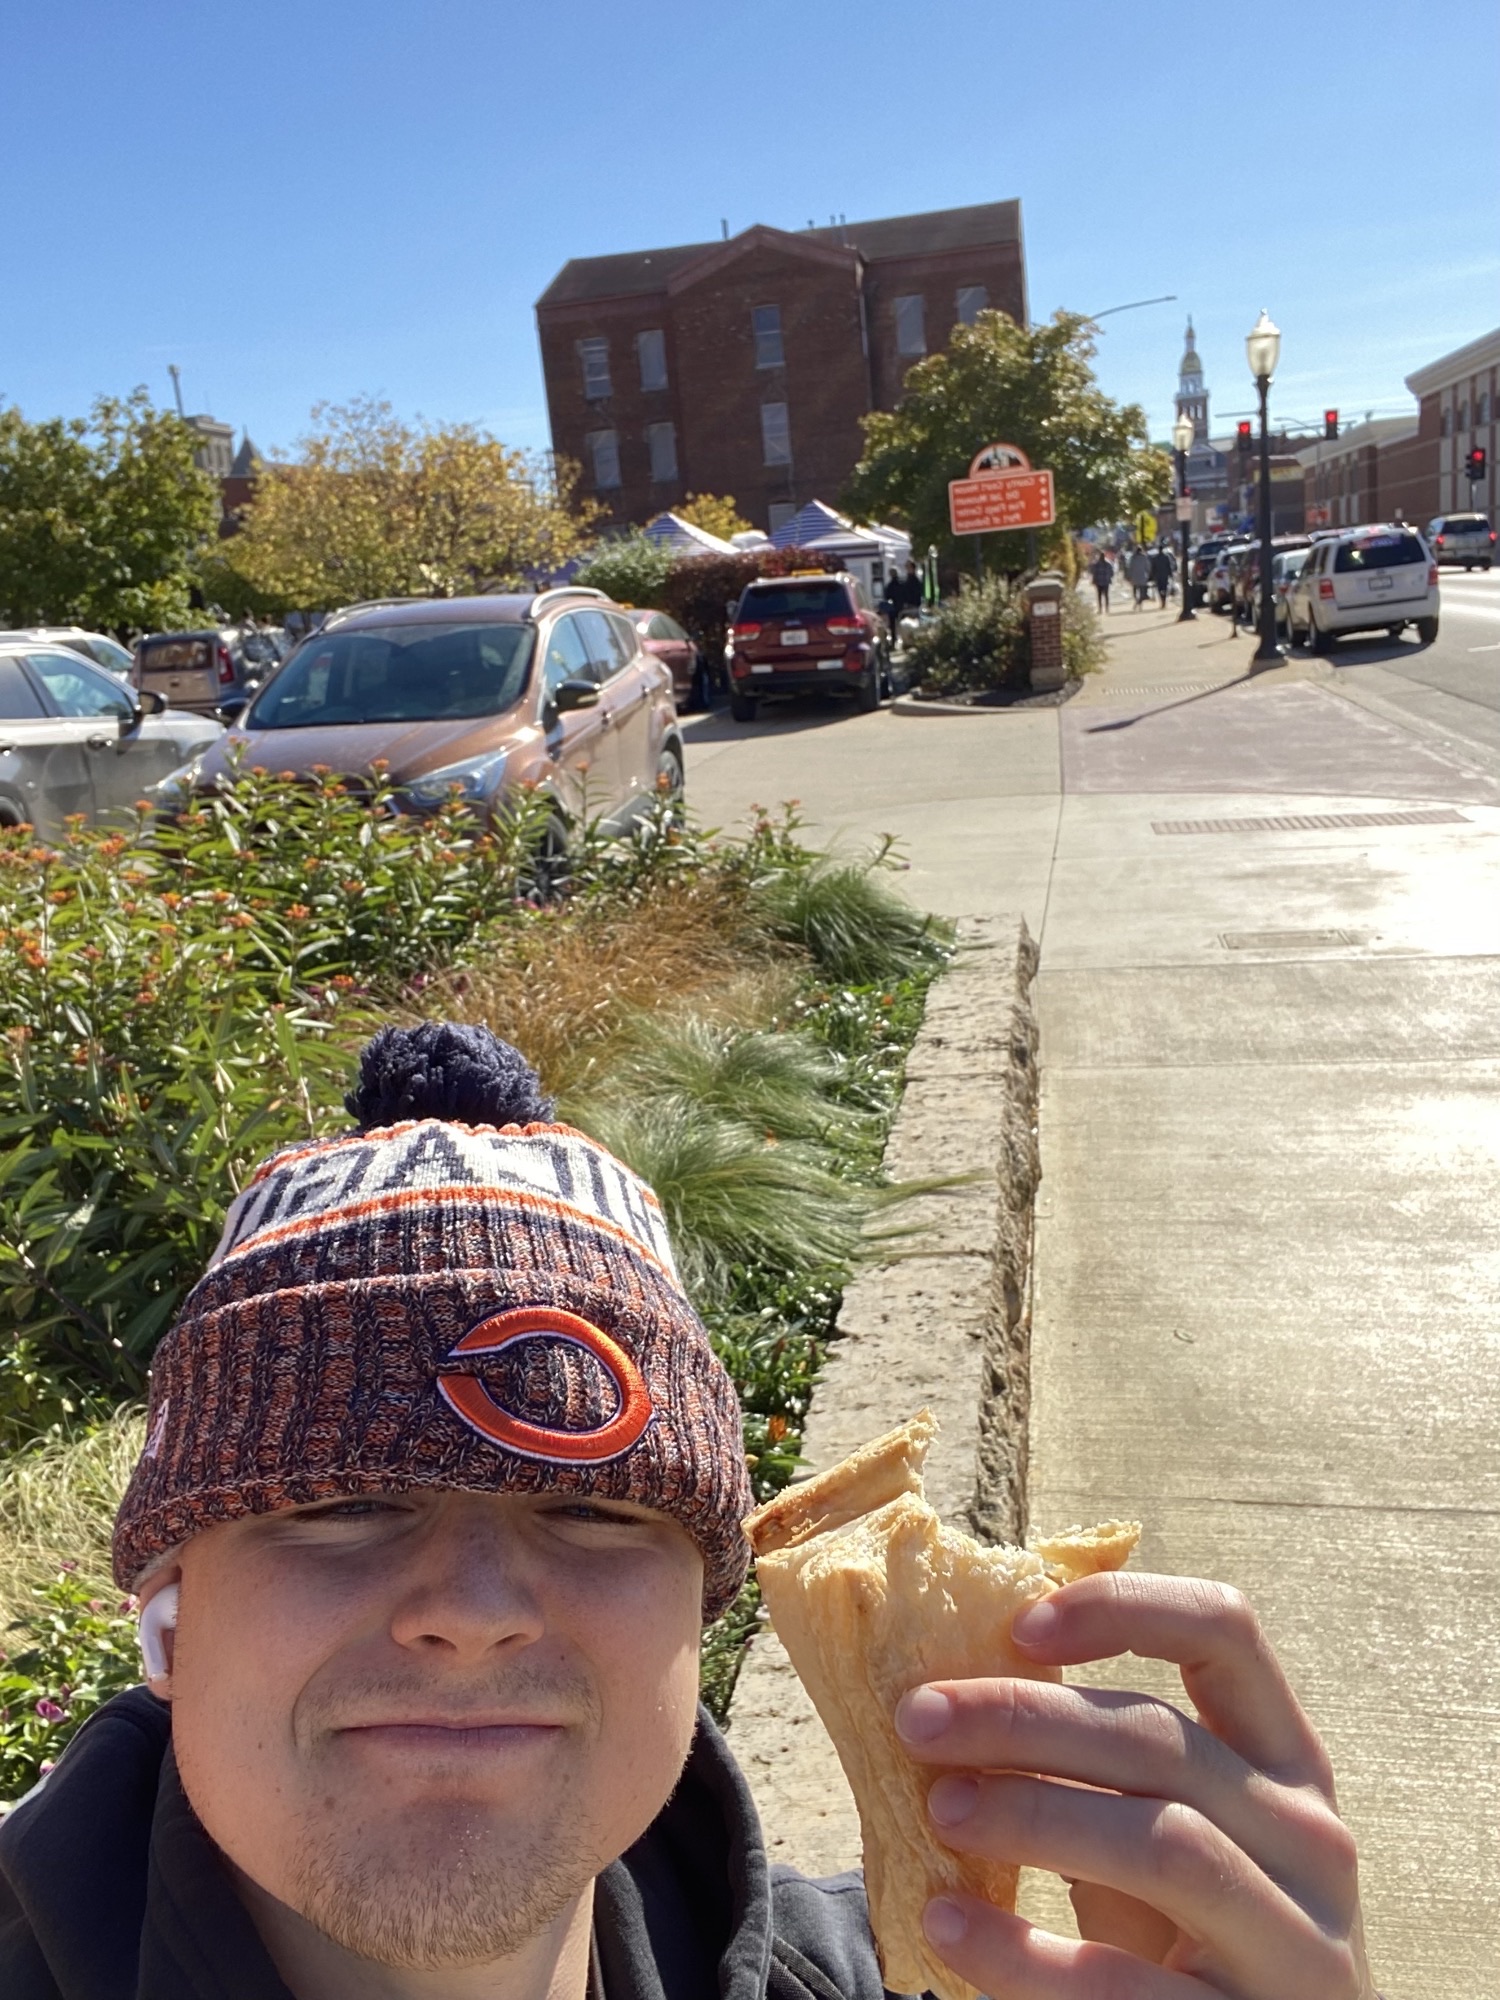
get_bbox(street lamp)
[1172,410,1196,622]
[1245,310,1282,666]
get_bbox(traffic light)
[1324,409,1339,440]
[1236,420,1252,455]
[1467,446,1488,482]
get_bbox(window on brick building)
[1479,391,1491,426]
[768,502,797,535]
[955,285,988,326]
[895,294,926,356]
[761,401,791,466]
[579,338,612,400]
[637,329,668,392]
[647,422,677,483]
[1459,400,1470,432]
[587,429,621,490]
[1442,405,1452,437]
[752,305,784,369]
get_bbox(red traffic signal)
[1236,420,1252,452]
[1324,408,1339,440]
[1467,446,1488,481]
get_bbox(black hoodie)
[0,1690,903,2000]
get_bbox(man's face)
[165,1488,704,1970]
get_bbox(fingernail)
[895,1686,952,1744]
[923,1897,968,1948]
[927,1774,979,1827]
[1011,1596,1059,1646]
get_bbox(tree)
[574,533,674,607]
[227,398,600,609]
[674,493,752,541]
[842,311,1171,575]
[0,391,219,631]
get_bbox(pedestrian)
[1089,550,1115,612]
[880,570,902,644]
[1127,543,1151,608]
[0,1022,1377,2000]
[1149,544,1174,608]
[899,558,923,619]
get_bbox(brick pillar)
[1026,571,1066,691]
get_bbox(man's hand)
[893,1570,1378,1999]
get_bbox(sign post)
[948,443,1057,542]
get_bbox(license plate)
[816,658,844,670]
[1367,574,1393,591]
[750,664,774,674]
[780,630,807,645]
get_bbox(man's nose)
[387,1501,546,1660]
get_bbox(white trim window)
[647,421,678,483]
[955,285,988,327]
[768,501,797,534]
[637,329,668,392]
[894,294,926,357]
[752,304,784,369]
[579,338,612,400]
[587,429,621,490]
[760,401,791,466]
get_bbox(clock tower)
[1175,318,1209,443]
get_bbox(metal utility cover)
[1153,809,1469,836]
[1219,928,1365,951]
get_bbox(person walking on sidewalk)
[1149,544,1174,608]
[1127,544,1151,609]
[1089,550,1115,612]
[0,1019,1382,2000]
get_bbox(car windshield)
[740,582,850,620]
[1443,516,1490,532]
[1334,534,1424,573]
[249,622,535,729]
[141,638,212,670]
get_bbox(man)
[1126,544,1152,609]
[0,1024,1376,1999]
[899,560,923,621]
[1089,550,1115,612]
[1149,544,1175,609]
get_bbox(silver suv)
[1284,525,1439,651]
[1426,513,1494,570]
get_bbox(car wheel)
[1386,624,1405,640]
[1465,564,1474,572]
[729,690,759,723]
[655,742,684,806]
[855,668,881,713]
[521,812,573,903]
[1416,616,1440,643]
[1309,617,1332,654]
[690,654,711,711]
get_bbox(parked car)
[724,572,889,723]
[626,609,712,711]
[0,640,223,836]
[168,590,684,859]
[0,626,136,677]
[1284,525,1439,651]
[1205,543,1249,613]
[1234,537,1311,625]
[1426,513,1495,570]
[133,627,273,718]
[1251,545,1311,637]
[1189,535,1236,604]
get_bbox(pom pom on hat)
[346,1022,556,1131]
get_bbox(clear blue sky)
[6,0,1498,462]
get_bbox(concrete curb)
[890,690,1078,716]
[723,915,1042,1874]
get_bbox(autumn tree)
[227,398,600,609]
[674,493,752,541]
[842,311,1171,574]
[0,391,218,630]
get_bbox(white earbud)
[138,1582,179,1685]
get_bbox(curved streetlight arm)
[1086,294,1178,323]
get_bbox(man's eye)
[295,1499,398,1523]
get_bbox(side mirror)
[553,676,600,714]
[216,694,248,722]
[136,688,167,716]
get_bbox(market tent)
[770,500,910,568]
[643,512,738,557]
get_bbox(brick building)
[536,200,1026,534]
[1297,417,1417,530]
[1404,325,1498,523]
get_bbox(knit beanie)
[112,1024,753,1619]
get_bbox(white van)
[1284,526,1439,650]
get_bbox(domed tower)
[1175,319,1209,444]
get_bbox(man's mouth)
[337,1717,567,1757]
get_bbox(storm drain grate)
[1153,809,1468,835]
[1220,928,1365,951]
[1106,680,1243,696]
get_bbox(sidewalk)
[681,605,1500,1995]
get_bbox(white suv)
[1284,526,1439,651]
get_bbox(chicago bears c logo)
[436,1307,653,1464]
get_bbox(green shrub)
[903,575,1029,694]
[1060,585,1107,678]
[751,849,945,986]
[0,1408,144,1619]
[0,1571,141,1801]
[573,532,674,608]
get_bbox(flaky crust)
[746,1413,1139,2000]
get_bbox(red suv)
[726,573,888,722]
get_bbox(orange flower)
[229,912,254,930]
[342,880,364,895]
[161,892,183,909]
[286,903,311,920]
[311,763,332,778]
[767,1415,788,1443]
[330,974,355,989]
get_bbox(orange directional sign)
[948,466,1056,535]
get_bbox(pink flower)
[34,1698,66,1722]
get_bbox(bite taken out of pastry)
[744,1412,1139,2000]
